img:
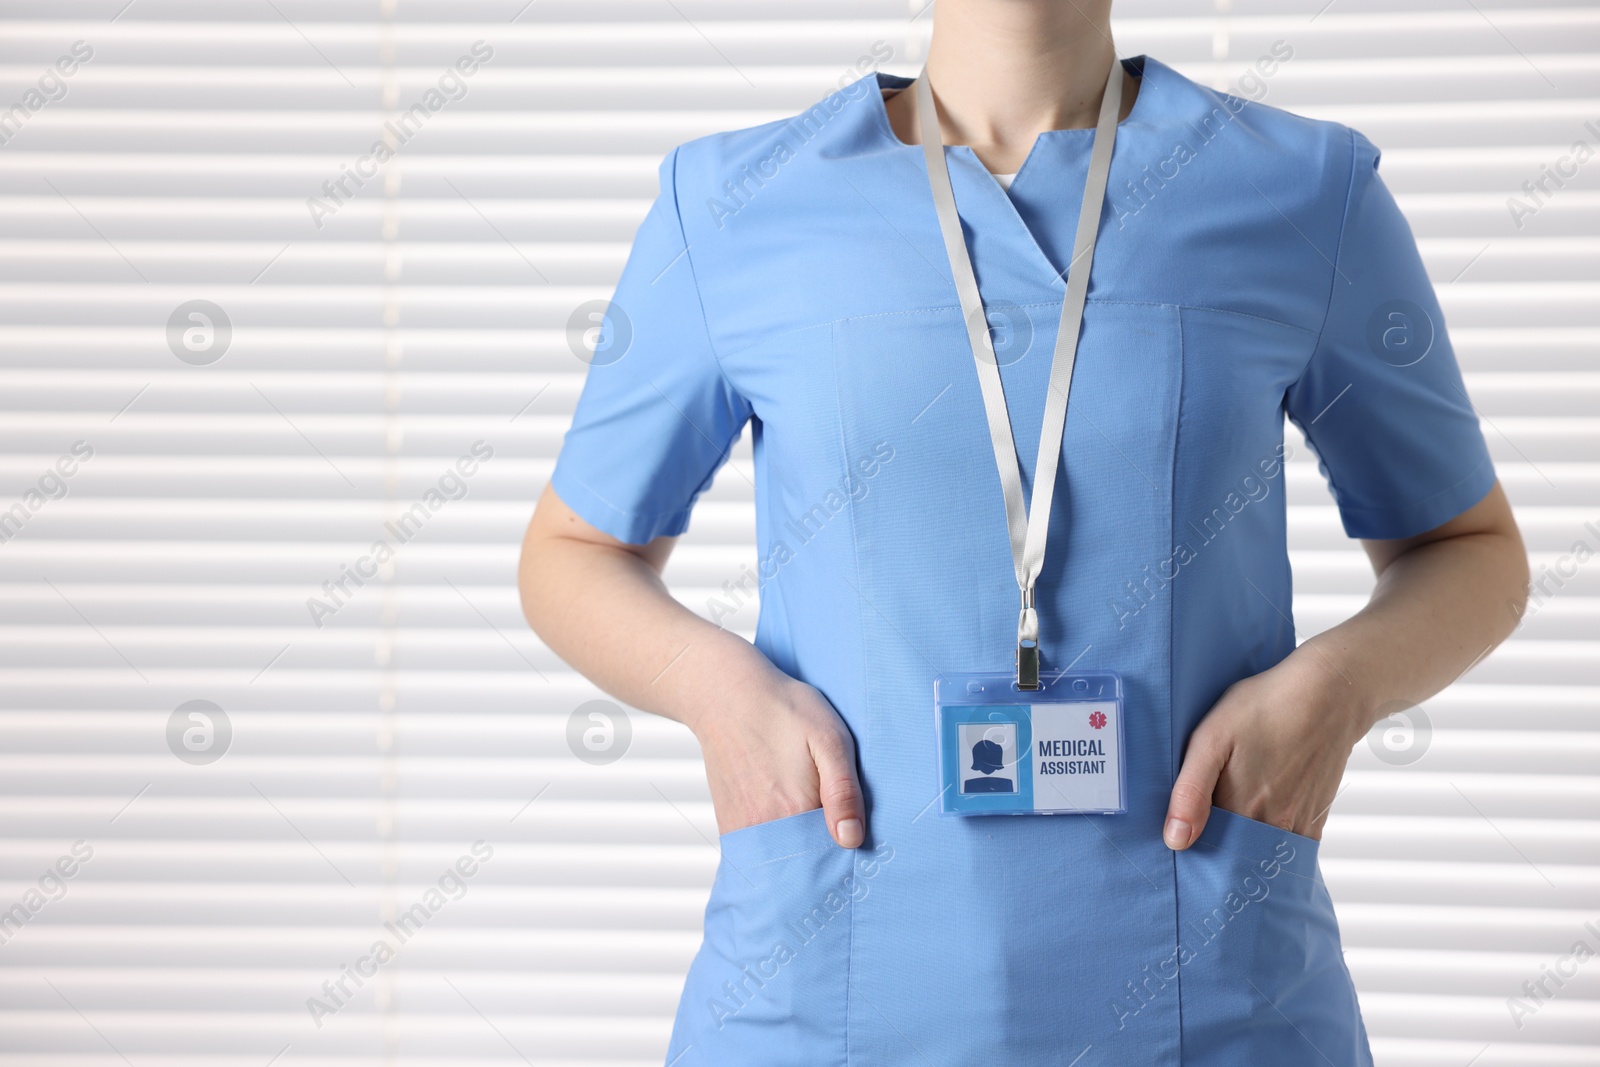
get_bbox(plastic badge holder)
[934,669,1126,816]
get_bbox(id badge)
[934,669,1126,816]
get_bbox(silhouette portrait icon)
[962,725,1016,794]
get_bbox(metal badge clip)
[1016,639,1041,690]
[1016,585,1040,690]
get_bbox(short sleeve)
[1285,129,1496,541]
[549,147,753,544]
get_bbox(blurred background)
[0,1,1596,1064]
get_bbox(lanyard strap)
[914,58,1123,689]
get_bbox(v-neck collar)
[863,56,1156,287]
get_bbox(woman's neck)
[885,0,1134,173]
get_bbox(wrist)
[1280,641,1379,748]
[673,629,787,739]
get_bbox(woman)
[520,1,1529,1063]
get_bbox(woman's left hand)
[1163,650,1370,849]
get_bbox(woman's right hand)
[691,672,866,849]
[518,486,865,848]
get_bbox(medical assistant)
[550,56,1497,1066]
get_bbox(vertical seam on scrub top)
[1169,304,1187,1066]
[1169,305,1185,790]
[830,315,860,1067]
[664,143,750,499]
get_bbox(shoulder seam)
[664,145,739,391]
[1296,125,1362,385]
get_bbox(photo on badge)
[959,721,1019,794]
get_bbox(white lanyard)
[914,58,1123,689]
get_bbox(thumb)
[1165,733,1228,851]
[810,731,866,849]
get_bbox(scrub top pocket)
[666,808,870,1067]
[1175,807,1372,1067]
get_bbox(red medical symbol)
[1089,711,1107,730]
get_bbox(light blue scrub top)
[552,56,1496,1067]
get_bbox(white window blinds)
[0,2,1594,1064]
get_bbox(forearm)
[1166,484,1528,845]
[518,497,778,732]
[519,487,868,843]
[1293,524,1529,740]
